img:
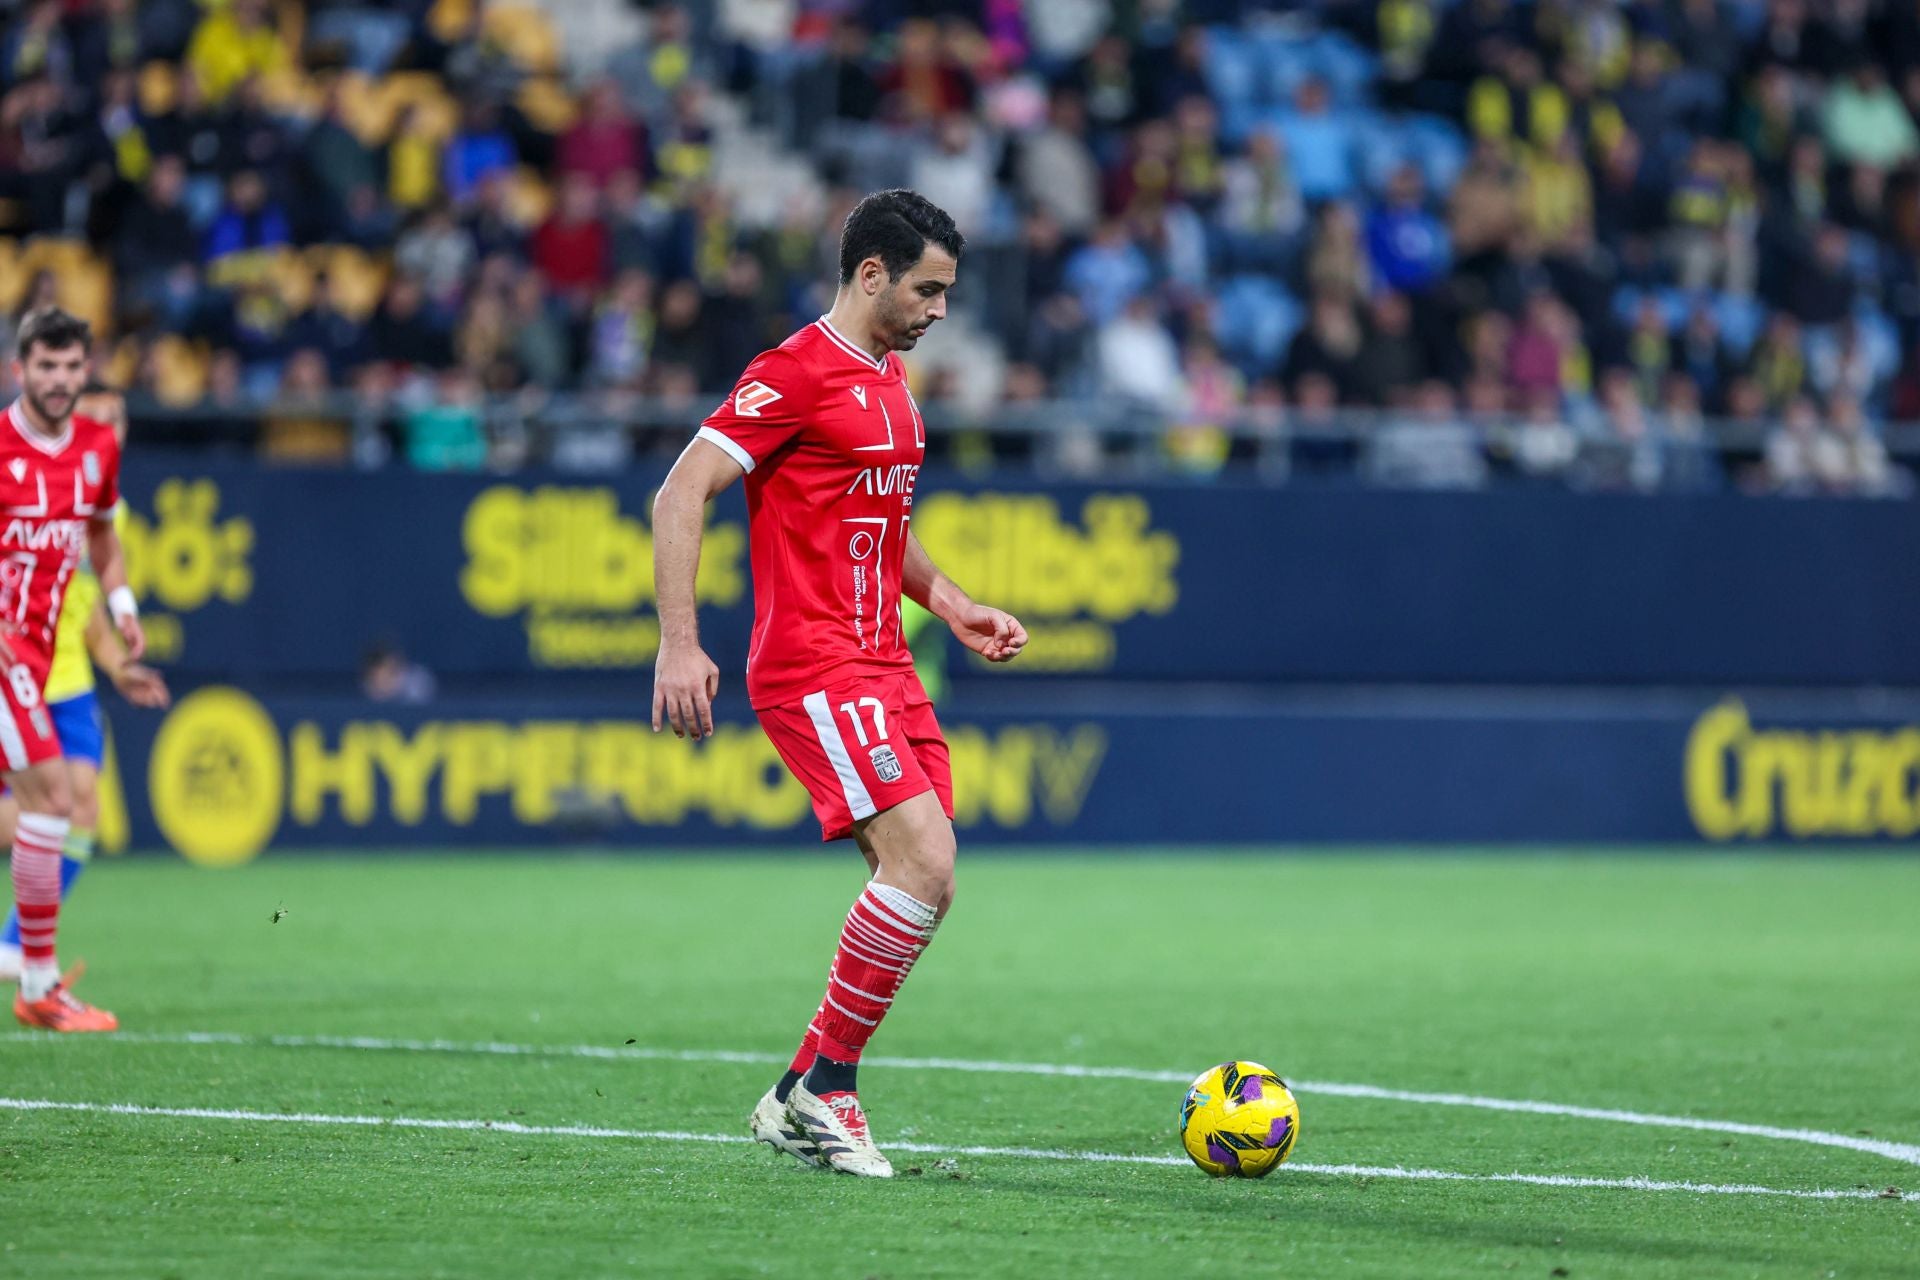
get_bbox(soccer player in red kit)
[651,190,1027,1177]
[2,309,144,1032]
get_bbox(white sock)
[20,959,57,1002]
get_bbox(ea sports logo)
[147,686,284,867]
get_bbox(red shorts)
[756,668,954,841]
[0,655,58,773]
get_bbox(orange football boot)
[14,964,118,1032]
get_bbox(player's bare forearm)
[91,595,171,706]
[82,601,119,670]
[903,530,971,621]
[90,596,170,706]
[652,479,710,653]
[651,438,744,737]
[88,518,145,660]
[905,531,1028,664]
[654,438,745,649]
[87,522,127,596]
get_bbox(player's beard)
[23,386,74,427]
[876,291,926,351]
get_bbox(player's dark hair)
[15,307,92,359]
[837,189,965,285]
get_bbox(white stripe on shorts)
[802,691,876,822]
[0,698,29,771]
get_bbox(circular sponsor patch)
[148,686,284,867]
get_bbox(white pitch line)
[0,1097,1900,1203]
[7,1029,1918,1170]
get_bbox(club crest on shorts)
[869,744,903,784]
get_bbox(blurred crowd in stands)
[0,0,1916,492]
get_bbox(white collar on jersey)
[7,400,72,457]
[813,316,889,373]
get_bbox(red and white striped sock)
[12,813,69,1000]
[809,882,940,1068]
[785,1001,826,1079]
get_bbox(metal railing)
[114,390,1914,493]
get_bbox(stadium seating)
[0,0,1908,492]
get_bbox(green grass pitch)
[2,851,1916,1278]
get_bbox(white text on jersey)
[2,517,85,554]
[845,464,921,504]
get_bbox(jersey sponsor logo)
[844,463,921,501]
[850,385,868,409]
[1,516,85,554]
[869,744,903,784]
[733,381,784,418]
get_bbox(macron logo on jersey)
[734,381,784,418]
[850,386,868,409]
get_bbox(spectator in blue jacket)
[1366,164,1450,295]
[203,170,289,263]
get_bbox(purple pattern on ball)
[1206,1140,1238,1169]
[1265,1116,1292,1148]
[1238,1075,1265,1103]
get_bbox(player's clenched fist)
[948,603,1028,663]
[652,642,721,740]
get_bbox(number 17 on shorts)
[756,671,954,841]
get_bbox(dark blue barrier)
[121,463,1920,686]
[93,687,1920,860]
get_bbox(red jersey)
[698,318,926,708]
[0,402,121,681]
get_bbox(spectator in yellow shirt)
[185,0,287,105]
